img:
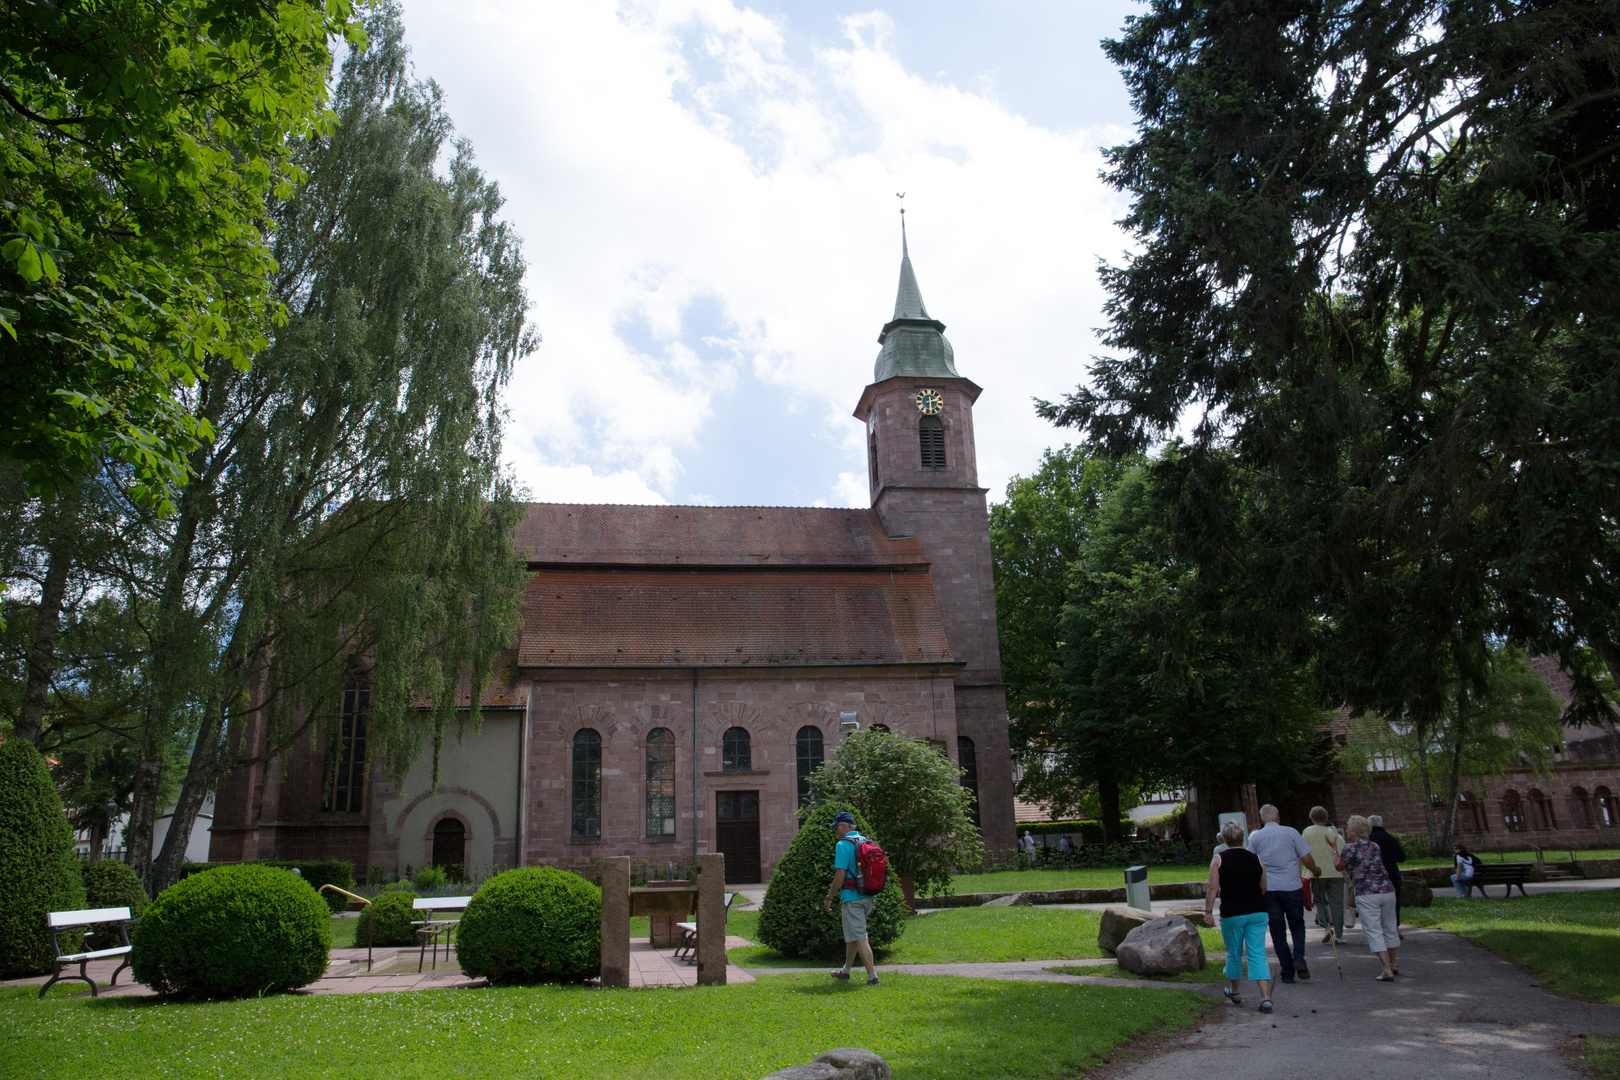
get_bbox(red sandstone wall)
[522,667,961,880]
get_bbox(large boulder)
[762,1048,891,1080]
[1097,905,1156,955]
[1116,915,1206,976]
[1400,877,1433,908]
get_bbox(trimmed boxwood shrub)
[180,860,355,911]
[456,867,600,984]
[131,864,331,997]
[757,803,907,960]
[80,860,149,950]
[356,889,420,946]
[0,740,87,977]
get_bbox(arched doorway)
[432,818,466,881]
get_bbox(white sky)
[399,0,1142,507]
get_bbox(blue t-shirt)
[834,833,866,902]
[1246,822,1312,892]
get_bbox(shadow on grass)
[1463,926,1620,1004]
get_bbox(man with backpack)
[823,810,882,985]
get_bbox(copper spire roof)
[874,216,960,383]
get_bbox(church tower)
[853,222,1015,852]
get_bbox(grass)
[726,906,1225,968]
[1585,1035,1620,1080]
[1045,959,1229,985]
[5,975,1211,1080]
[1403,888,1620,1002]
[946,865,1207,894]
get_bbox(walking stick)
[1328,924,1343,980]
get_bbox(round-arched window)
[722,727,751,772]
[572,728,602,838]
[795,726,824,808]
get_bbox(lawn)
[1586,1035,1620,1080]
[945,865,1207,894]
[726,906,1225,968]
[1403,889,1620,1003]
[1046,960,1228,985]
[7,975,1211,1080]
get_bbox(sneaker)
[1259,1000,1274,1014]
[1296,966,1311,981]
[829,969,851,980]
[865,976,881,986]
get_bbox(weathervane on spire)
[896,192,907,251]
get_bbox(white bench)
[40,907,135,998]
[412,896,473,972]
[673,892,742,963]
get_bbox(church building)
[209,232,1017,883]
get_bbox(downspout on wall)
[692,667,699,864]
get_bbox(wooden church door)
[715,791,761,883]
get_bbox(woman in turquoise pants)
[1204,819,1275,1013]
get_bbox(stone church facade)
[210,234,1017,882]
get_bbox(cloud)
[401,0,1131,506]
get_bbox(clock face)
[915,388,943,415]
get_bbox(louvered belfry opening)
[919,415,945,467]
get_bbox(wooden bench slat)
[47,907,132,929]
[55,946,132,964]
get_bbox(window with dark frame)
[322,687,369,814]
[572,728,602,839]
[795,726,824,808]
[722,726,752,772]
[919,415,945,467]
[957,736,980,829]
[646,727,677,837]
[1502,789,1526,832]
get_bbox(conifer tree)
[0,739,85,976]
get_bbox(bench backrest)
[412,896,474,912]
[48,907,132,929]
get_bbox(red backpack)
[845,835,888,896]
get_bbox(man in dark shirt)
[1368,815,1407,935]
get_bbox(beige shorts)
[840,897,877,942]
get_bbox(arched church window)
[432,818,466,880]
[646,728,677,837]
[323,686,369,814]
[571,728,602,839]
[1459,790,1486,833]
[722,727,752,772]
[1570,787,1593,829]
[1528,788,1556,830]
[1501,789,1526,832]
[958,736,981,830]
[795,726,824,808]
[1597,786,1619,828]
[919,416,946,468]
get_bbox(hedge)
[181,860,355,911]
[131,864,331,997]
[456,867,601,984]
[1016,820,1137,844]
[356,889,420,947]
[756,803,907,960]
[80,860,149,950]
[0,740,87,977]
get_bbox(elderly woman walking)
[1204,819,1274,1013]
[1336,814,1400,980]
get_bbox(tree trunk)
[900,873,917,913]
[125,754,163,891]
[1438,708,1470,856]
[1414,737,1440,857]
[15,540,71,744]
[1099,775,1122,848]
[150,694,229,894]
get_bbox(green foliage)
[455,868,600,985]
[0,739,85,976]
[1039,0,1620,726]
[130,864,330,998]
[1342,646,1566,854]
[757,803,908,960]
[807,730,982,898]
[0,0,364,510]
[79,860,148,951]
[356,890,419,948]
[414,866,449,892]
[181,861,354,913]
[1406,890,1620,1003]
[128,5,534,893]
[1018,820,1136,844]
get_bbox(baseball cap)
[829,811,856,829]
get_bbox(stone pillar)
[600,856,630,988]
[696,852,726,986]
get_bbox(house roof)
[515,504,927,569]
[516,567,956,669]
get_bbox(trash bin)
[1124,864,1150,911]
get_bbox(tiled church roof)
[517,568,956,669]
[516,504,927,568]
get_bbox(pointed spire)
[892,207,931,321]
[872,204,960,383]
